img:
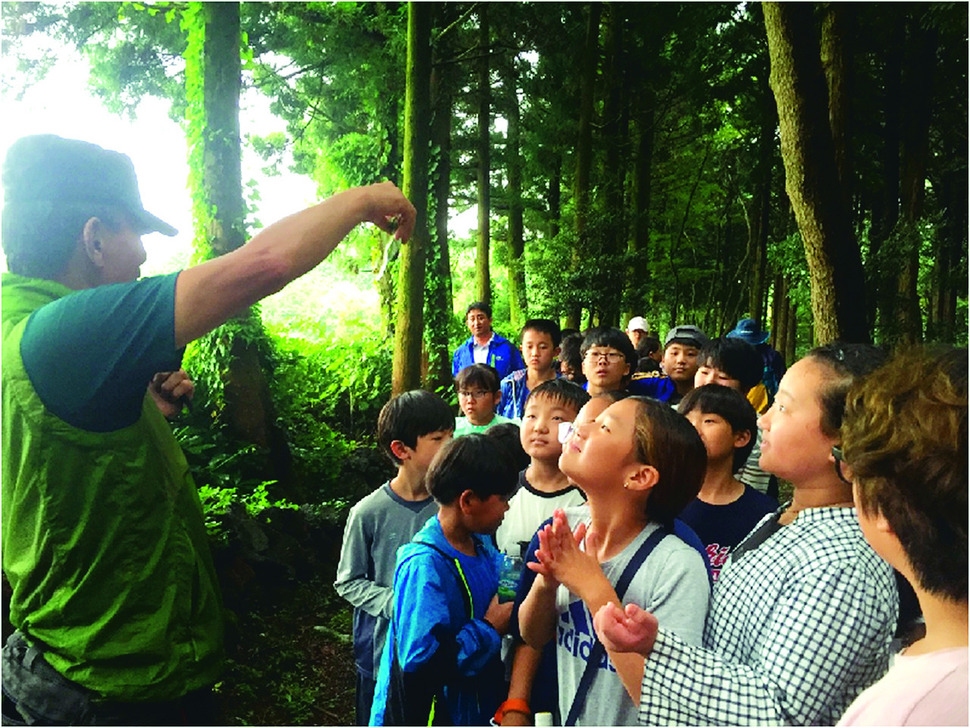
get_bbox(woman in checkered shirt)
[593,344,900,726]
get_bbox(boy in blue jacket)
[370,434,519,726]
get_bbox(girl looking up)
[594,344,899,725]
[516,397,710,726]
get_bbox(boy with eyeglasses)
[455,364,515,436]
[579,327,638,396]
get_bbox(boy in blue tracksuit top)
[370,434,519,726]
[452,301,524,380]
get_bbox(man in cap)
[624,315,649,349]
[0,134,415,724]
[725,317,787,406]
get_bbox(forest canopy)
[2,0,967,505]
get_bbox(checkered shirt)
[639,506,898,726]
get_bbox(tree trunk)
[931,130,967,342]
[763,2,869,344]
[567,2,601,330]
[870,15,903,340]
[186,2,295,498]
[629,86,655,322]
[785,297,798,365]
[377,96,400,338]
[425,32,454,396]
[600,2,625,327]
[895,17,938,344]
[747,93,773,324]
[505,51,527,328]
[548,154,562,240]
[820,3,853,205]
[475,7,492,306]
[771,274,787,352]
[392,2,433,395]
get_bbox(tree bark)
[601,2,626,327]
[567,2,601,330]
[763,2,869,344]
[895,17,938,344]
[870,14,903,339]
[475,7,492,306]
[505,50,527,328]
[820,3,853,205]
[392,2,433,395]
[426,26,455,395]
[188,2,295,497]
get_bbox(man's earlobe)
[82,217,104,265]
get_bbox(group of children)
[336,319,967,726]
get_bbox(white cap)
[626,316,649,333]
[534,712,554,727]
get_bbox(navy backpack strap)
[564,525,668,727]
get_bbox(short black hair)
[485,422,531,473]
[637,335,661,357]
[559,332,586,385]
[377,390,455,465]
[698,337,764,392]
[807,343,890,437]
[428,433,520,505]
[466,301,492,318]
[525,378,590,414]
[678,384,758,471]
[580,327,637,377]
[454,364,501,394]
[521,318,562,348]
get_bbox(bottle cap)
[534,712,554,727]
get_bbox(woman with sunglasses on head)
[593,343,900,726]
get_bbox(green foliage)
[197,482,297,542]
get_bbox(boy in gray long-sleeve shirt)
[334,390,454,725]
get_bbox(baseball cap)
[664,324,709,349]
[2,134,177,236]
[626,316,649,333]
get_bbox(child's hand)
[530,509,606,599]
[593,601,659,657]
[485,595,514,635]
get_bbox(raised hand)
[362,181,417,242]
[527,509,606,599]
[593,601,659,658]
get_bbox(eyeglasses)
[458,390,491,400]
[558,421,576,444]
[831,445,852,485]
[584,350,625,364]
